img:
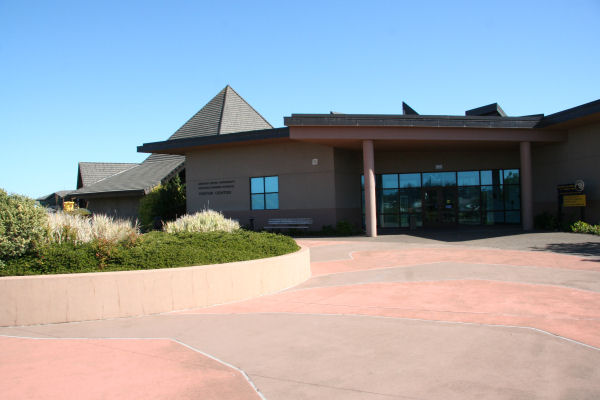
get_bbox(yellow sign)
[563,194,586,207]
[63,201,75,211]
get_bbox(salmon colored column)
[520,141,533,231]
[363,140,377,237]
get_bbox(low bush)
[47,212,139,245]
[570,221,600,236]
[0,230,299,276]
[0,189,48,260]
[163,210,240,234]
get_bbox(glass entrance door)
[423,187,457,226]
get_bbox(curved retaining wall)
[0,246,310,326]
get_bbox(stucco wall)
[0,246,310,327]
[532,122,600,224]
[185,141,338,229]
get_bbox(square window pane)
[251,194,264,210]
[381,174,399,189]
[505,185,520,210]
[400,214,409,228]
[381,189,398,213]
[422,172,456,187]
[481,186,503,210]
[459,211,481,225]
[361,190,365,211]
[400,173,421,188]
[484,211,504,225]
[265,176,278,193]
[400,188,421,213]
[458,171,479,186]
[265,193,279,209]
[505,211,521,224]
[481,170,503,186]
[380,214,399,228]
[503,169,520,185]
[250,177,264,194]
[458,187,480,211]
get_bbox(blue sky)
[1,0,599,198]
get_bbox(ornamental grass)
[47,212,139,245]
[163,210,240,234]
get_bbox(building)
[68,85,271,219]
[138,88,600,236]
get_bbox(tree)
[138,176,186,231]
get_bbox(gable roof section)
[77,162,138,189]
[169,85,272,140]
[71,155,184,197]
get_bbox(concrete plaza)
[2,230,600,399]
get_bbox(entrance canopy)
[284,111,567,237]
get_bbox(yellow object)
[563,194,586,207]
[63,201,75,211]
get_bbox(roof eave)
[138,127,290,154]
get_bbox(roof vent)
[402,102,419,115]
[465,103,506,117]
[330,111,344,115]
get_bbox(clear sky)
[1,0,599,198]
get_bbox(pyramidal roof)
[71,86,270,197]
[168,85,272,140]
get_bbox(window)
[362,168,521,228]
[250,176,279,210]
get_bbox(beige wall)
[532,122,600,224]
[185,142,526,230]
[333,149,362,227]
[185,141,338,229]
[86,195,142,221]
[0,246,310,326]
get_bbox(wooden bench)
[265,218,313,230]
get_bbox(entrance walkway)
[2,232,600,399]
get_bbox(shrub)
[48,212,139,245]
[570,221,600,235]
[1,230,299,276]
[0,189,48,260]
[138,176,186,231]
[163,210,240,234]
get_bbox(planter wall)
[0,246,310,326]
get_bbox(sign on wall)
[563,194,586,207]
[197,180,236,196]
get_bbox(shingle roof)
[37,190,73,202]
[71,86,271,197]
[169,85,272,140]
[71,154,184,196]
[77,162,139,189]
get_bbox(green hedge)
[1,230,299,276]
[571,221,600,236]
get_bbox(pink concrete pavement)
[2,235,600,399]
[0,337,262,400]
[187,279,600,348]
[311,247,600,276]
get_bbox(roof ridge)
[222,85,273,129]
[79,161,139,165]
[216,85,229,134]
[167,86,228,140]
